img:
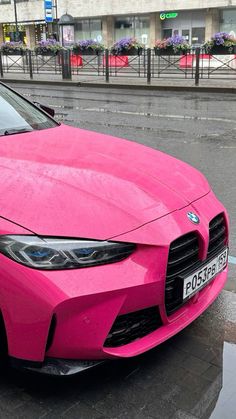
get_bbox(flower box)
[35,40,62,56]
[35,49,58,56]
[111,38,143,57]
[207,45,236,55]
[1,41,26,56]
[72,40,104,56]
[1,49,25,56]
[73,48,101,56]
[111,47,143,56]
[154,48,187,56]
[154,36,190,57]
[204,33,236,56]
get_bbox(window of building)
[74,19,102,42]
[3,23,26,42]
[161,11,205,44]
[34,23,47,43]
[182,29,190,42]
[192,27,205,45]
[163,29,172,39]
[115,16,150,45]
[220,9,236,37]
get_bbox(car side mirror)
[34,102,55,117]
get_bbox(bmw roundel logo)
[187,212,200,224]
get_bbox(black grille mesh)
[104,214,227,348]
[104,307,162,348]
[165,213,227,316]
[208,214,226,257]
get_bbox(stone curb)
[1,78,236,94]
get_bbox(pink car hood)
[0,124,210,239]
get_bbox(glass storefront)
[220,10,236,38]
[34,23,48,43]
[161,10,205,44]
[74,19,102,42]
[115,16,150,45]
[3,24,26,43]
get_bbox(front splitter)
[10,357,105,376]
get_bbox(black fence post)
[0,51,3,78]
[61,49,72,80]
[147,48,151,84]
[28,50,33,79]
[195,47,200,86]
[105,49,109,83]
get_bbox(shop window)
[182,29,190,42]
[75,19,102,42]
[192,27,205,45]
[220,10,236,36]
[115,17,134,40]
[34,24,47,43]
[163,29,172,39]
[115,15,150,45]
[3,23,26,42]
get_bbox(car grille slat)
[167,246,199,268]
[170,235,198,252]
[208,214,226,257]
[104,307,162,348]
[166,231,199,280]
[209,215,224,231]
[165,213,227,316]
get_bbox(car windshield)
[0,83,58,136]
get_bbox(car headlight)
[0,236,136,270]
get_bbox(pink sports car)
[0,82,229,375]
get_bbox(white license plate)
[183,248,228,300]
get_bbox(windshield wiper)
[3,128,33,136]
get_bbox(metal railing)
[0,48,236,85]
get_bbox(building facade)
[0,0,236,48]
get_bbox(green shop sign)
[160,12,178,20]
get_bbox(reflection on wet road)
[3,83,236,419]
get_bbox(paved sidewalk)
[1,72,236,92]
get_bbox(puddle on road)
[210,342,236,418]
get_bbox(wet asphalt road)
[16,83,236,291]
[2,83,236,418]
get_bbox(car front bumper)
[0,190,229,370]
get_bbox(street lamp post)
[54,0,60,40]
[13,0,19,41]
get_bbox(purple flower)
[111,37,143,52]
[167,35,187,47]
[73,39,104,51]
[212,32,230,41]
[38,39,60,48]
[203,31,236,52]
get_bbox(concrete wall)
[205,8,220,40]
[58,0,236,18]
[0,0,236,23]
[0,1,44,24]
[0,0,234,46]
